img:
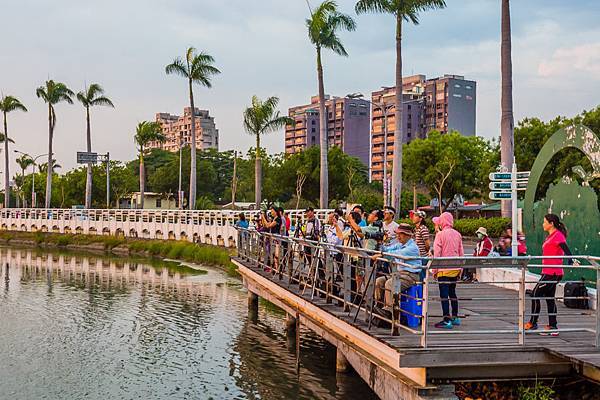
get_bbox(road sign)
[489,191,512,200]
[77,151,98,164]
[489,181,528,191]
[489,171,530,181]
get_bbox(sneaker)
[524,321,538,331]
[434,320,453,329]
[539,326,559,336]
[451,317,461,326]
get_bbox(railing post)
[420,260,431,349]
[518,260,527,346]
[364,258,374,323]
[343,252,352,311]
[593,258,600,348]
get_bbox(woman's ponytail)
[545,213,568,237]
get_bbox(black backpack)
[564,280,590,309]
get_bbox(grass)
[0,230,237,276]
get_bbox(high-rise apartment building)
[285,95,371,166]
[370,74,476,181]
[150,107,219,152]
[424,75,476,136]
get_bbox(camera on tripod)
[363,220,385,242]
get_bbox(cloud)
[538,43,600,79]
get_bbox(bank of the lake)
[0,230,238,276]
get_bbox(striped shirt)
[414,223,430,256]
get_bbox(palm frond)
[0,133,15,143]
[0,95,28,113]
[355,0,391,14]
[306,0,355,53]
[90,96,114,108]
[166,58,190,78]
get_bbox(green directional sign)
[489,191,513,200]
[489,172,512,180]
[489,171,531,181]
[489,181,528,190]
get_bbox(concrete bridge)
[0,208,329,248]
[233,229,600,400]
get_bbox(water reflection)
[0,246,377,400]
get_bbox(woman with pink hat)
[431,212,464,329]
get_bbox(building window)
[312,120,316,125]
[311,136,316,144]
[453,94,462,98]
[311,127,316,133]
[156,199,162,207]
[454,84,461,88]
[465,85,472,90]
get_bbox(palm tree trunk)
[3,112,9,208]
[255,135,262,207]
[317,47,328,209]
[500,0,514,218]
[45,106,53,209]
[21,166,26,207]
[188,80,197,210]
[390,15,403,211]
[85,106,93,209]
[139,153,145,209]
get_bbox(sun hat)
[395,223,414,236]
[476,227,488,236]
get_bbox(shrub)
[397,216,510,238]
[518,380,555,400]
[56,235,72,247]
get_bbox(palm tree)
[355,0,446,211]
[77,83,114,209]
[243,96,294,207]
[0,95,27,207]
[500,0,514,218]
[134,121,166,209]
[36,80,74,208]
[15,154,33,207]
[166,47,220,210]
[306,0,356,209]
[38,159,61,173]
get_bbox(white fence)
[0,208,331,248]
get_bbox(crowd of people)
[235,206,575,334]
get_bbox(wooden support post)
[248,291,258,314]
[336,347,350,373]
[295,312,301,373]
[285,313,297,336]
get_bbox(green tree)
[403,131,492,213]
[307,0,356,208]
[134,121,166,209]
[36,80,74,208]
[166,47,221,210]
[76,83,114,209]
[355,0,446,211]
[15,154,34,206]
[0,95,27,207]
[243,95,293,207]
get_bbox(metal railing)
[236,227,600,349]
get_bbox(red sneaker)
[539,325,559,336]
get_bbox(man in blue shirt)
[374,223,422,311]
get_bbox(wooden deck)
[233,256,600,386]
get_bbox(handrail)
[235,228,600,349]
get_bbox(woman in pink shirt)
[431,212,464,329]
[525,214,574,336]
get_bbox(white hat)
[476,227,488,236]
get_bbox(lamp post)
[14,150,50,208]
[346,93,394,206]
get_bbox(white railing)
[0,208,332,248]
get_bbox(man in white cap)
[409,209,430,257]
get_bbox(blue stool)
[400,285,423,328]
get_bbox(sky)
[0,0,599,174]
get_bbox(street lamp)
[346,93,395,206]
[14,150,50,208]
